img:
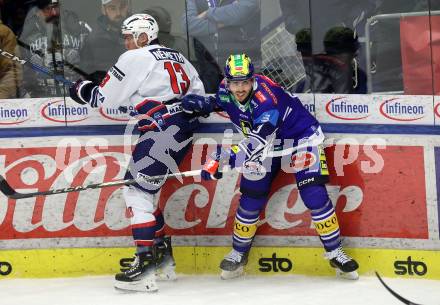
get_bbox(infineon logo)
[41,100,89,123]
[379,98,425,121]
[325,96,369,120]
[99,107,132,122]
[0,106,30,125]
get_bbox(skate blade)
[114,278,158,292]
[335,269,359,280]
[220,266,244,280]
[156,265,177,281]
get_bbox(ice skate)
[114,252,158,292]
[325,247,359,280]
[154,237,177,281]
[220,249,248,280]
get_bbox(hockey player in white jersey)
[69,13,205,292]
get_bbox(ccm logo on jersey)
[109,66,125,81]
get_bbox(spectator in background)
[0,18,24,98]
[280,0,376,55]
[322,26,366,93]
[280,0,429,93]
[0,0,28,36]
[19,0,90,97]
[295,27,366,94]
[80,0,129,84]
[182,0,261,93]
[143,6,189,60]
[280,0,373,94]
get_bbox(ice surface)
[1,274,439,305]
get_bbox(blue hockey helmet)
[224,54,255,81]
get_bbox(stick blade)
[375,271,422,305]
[0,175,21,199]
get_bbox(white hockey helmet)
[121,13,159,43]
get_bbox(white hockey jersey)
[95,44,205,109]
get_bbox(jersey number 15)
[164,61,190,95]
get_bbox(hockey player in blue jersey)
[182,53,359,280]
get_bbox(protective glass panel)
[183,0,262,93]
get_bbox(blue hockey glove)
[182,94,215,117]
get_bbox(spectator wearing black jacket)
[182,0,261,93]
[295,27,366,94]
[80,0,129,84]
[19,0,90,97]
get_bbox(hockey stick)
[0,170,201,199]
[0,45,73,86]
[0,48,136,115]
[17,39,90,79]
[375,272,422,305]
[1,45,222,118]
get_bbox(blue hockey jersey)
[214,74,319,165]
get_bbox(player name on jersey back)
[149,47,185,63]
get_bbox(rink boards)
[0,96,439,280]
[2,247,440,280]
